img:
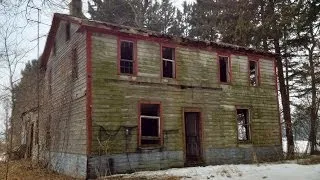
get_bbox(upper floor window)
[139,103,161,146]
[66,23,71,41]
[237,109,251,142]
[249,60,259,86]
[120,40,134,74]
[53,41,57,56]
[71,48,78,79]
[162,47,175,78]
[219,56,230,83]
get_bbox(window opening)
[162,47,175,78]
[249,61,258,86]
[140,104,161,146]
[237,109,250,142]
[66,23,71,41]
[72,48,78,79]
[120,41,134,74]
[219,56,229,82]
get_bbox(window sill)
[237,142,253,148]
[137,146,163,151]
[219,82,231,85]
[161,77,176,83]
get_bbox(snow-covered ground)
[282,139,310,153]
[110,163,320,180]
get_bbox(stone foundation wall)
[49,151,87,178]
[204,146,283,164]
[88,150,184,178]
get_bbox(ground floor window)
[139,103,161,146]
[237,109,250,142]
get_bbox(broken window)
[140,104,161,146]
[219,56,229,83]
[162,47,175,78]
[72,48,78,79]
[66,23,71,41]
[249,60,258,86]
[237,109,250,142]
[120,40,134,74]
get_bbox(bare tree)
[0,21,32,179]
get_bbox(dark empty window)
[120,41,134,74]
[72,48,78,79]
[249,61,258,86]
[237,109,250,142]
[162,47,175,78]
[53,41,56,56]
[219,56,229,82]
[66,23,71,41]
[140,104,161,146]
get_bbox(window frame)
[117,37,137,76]
[138,101,162,147]
[235,107,251,143]
[217,53,231,84]
[248,59,260,87]
[161,44,176,79]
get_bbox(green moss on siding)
[90,33,281,155]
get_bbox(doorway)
[184,112,201,164]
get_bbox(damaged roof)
[40,13,277,68]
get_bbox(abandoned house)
[21,12,282,178]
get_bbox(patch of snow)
[0,153,7,162]
[114,163,320,180]
[282,139,310,153]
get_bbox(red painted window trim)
[217,52,232,84]
[137,101,163,147]
[117,37,138,76]
[248,58,260,87]
[160,44,177,79]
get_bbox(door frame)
[182,107,203,164]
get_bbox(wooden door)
[184,112,201,162]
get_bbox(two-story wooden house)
[35,13,282,178]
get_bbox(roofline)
[40,13,277,69]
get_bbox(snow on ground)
[112,163,320,180]
[282,139,320,154]
[282,139,310,153]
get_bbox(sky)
[0,0,195,135]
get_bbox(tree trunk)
[308,50,317,154]
[274,39,295,158]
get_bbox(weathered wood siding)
[43,20,87,155]
[90,33,280,156]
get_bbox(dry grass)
[297,155,320,165]
[0,159,76,180]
